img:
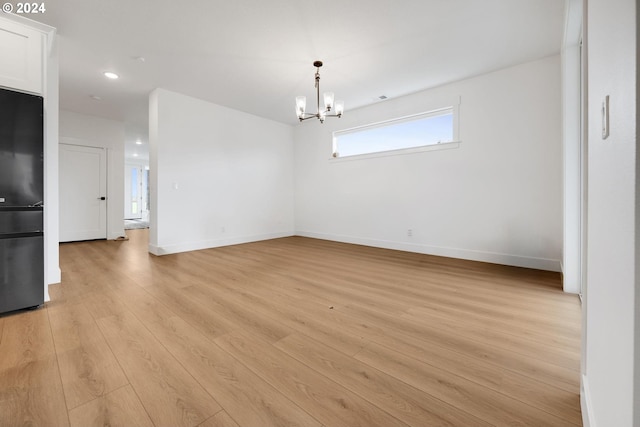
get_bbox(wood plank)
[143,284,236,340]
[246,284,581,392]
[358,325,581,423]
[81,290,130,320]
[340,301,580,370]
[215,330,410,427]
[250,239,581,326]
[198,411,240,427]
[187,237,581,390]
[0,309,69,426]
[275,333,492,427]
[0,309,55,370]
[354,342,580,426]
[48,302,129,409]
[35,231,581,426]
[96,311,221,427]
[308,245,574,325]
[189,281,368,357]
[68,385,153,427]
[0,355,69,427]
[111,285,324,427]
[405,303,580,349]
[181,284,294,343]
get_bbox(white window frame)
[331,98,461,160]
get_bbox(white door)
[59,144,107,242]
[124,164,143,220]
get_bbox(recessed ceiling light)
[135,140,142,145]
[133,153,138,157]
[104,71,119,79]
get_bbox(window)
[332,101,460,158]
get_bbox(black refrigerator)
[0,87,44,314]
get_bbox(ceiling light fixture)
[296,61,343,123]
[135,140,142,145]
[104,71,119,79]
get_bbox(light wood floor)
[0,230,582,426]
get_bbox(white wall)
[124,121,149,162]
[148,88,294,255]
[582,0,639,425]
[294,56,563,271]
[59,110,125,240]
[44,30,59,294]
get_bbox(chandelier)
[296,61,344,123]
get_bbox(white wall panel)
[148,89,294,255]
[294,56,563,271]
[583,0,638,425]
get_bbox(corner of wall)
[581,374,596,427]
[45,24,60,288]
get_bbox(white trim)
[563,0,583,48]
[334,106,455,135]
[0,12,55,44]
[148,231,294,256]
[561,0,584,295]
[295,231,561,272]
[581,374,596,427]
[329,141,460,162]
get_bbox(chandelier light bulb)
[335,100,344,116]
[323,92,334,110]
[296,96,307,117]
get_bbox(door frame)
[59,143,107,242]
[124,162,144,220]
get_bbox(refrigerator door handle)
[0,231,43,239]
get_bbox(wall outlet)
[407,229,413,237]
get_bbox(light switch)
[602,95,610,139]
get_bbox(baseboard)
[47,266,61,285]
[44,267,62,302]
[581,374,596,427]
[295,231,561,272]
[148,231,294,256]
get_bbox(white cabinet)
[0,18,43,94]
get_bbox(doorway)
[59,143,107,242]
[124,163,147,220]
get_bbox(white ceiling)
[36,0,565,129]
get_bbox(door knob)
[98,197,106,200]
